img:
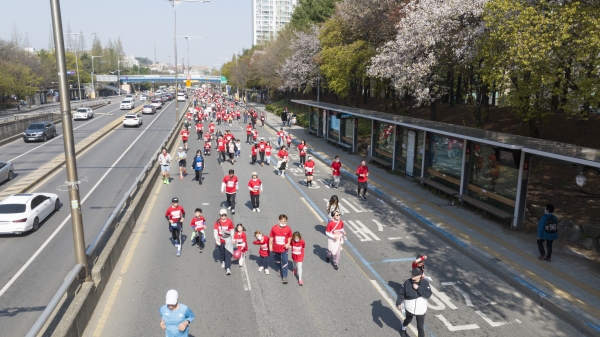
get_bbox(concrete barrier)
[50,102,189,337]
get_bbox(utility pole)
[49,0,89,281]
[154,44,157,64]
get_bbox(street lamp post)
[49,0,89,281]
[90,55,102,99]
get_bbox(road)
[0,99,184,337]
[82,120,580,337]
[0,97,117,119]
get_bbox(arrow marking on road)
[442,282,474,307]
[475,311,508,327]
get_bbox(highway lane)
[0,100,128,192]
[83,121,580,336]
[0,97,117,119]
[0,99,185,337]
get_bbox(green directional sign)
[220,76,227,84]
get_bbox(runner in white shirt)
[158,147,172,184]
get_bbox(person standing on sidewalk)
[398,268,432,337]
[252,230,270,275]
[269,214,293,284]
[325,211,345,270]
[331,156,342,189]
[221,169,238,214]
[159,290,195,337]
[248,172,263,212]
[356,160,369,200]
[191,150,203,184]
[537,204,558,262]
[281,110,288,127]
[214,209,234,275]
[165,197,185,257]
[159,148,172,185]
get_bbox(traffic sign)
[186,80,191,87]
[67,71,76,75]
[186,74,191,80]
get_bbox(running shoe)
[334,264,339,270]
[258,267,264,272]
[232,209,235,214]
[299,280,303,286]
[282,278,288,284]
[227,206,231,210]
[222,262,225,268]
[253,208,256,212]
[256,208,260,212]
[177,250,181,257]
[265,269,269,275]
[166,179,170,185]
[226,268,231,275]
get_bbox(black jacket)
[401,278,432,301]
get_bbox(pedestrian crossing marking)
[346,220,380,241]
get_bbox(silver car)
[142,104,156,114]
[0,161,14,183]
[123,114,143,127]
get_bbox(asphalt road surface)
[0,99,184,337]
[82,120,580,337]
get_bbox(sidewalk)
[247,101,600,336]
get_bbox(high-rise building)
[252,0,298,46]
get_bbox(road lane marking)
[381,258,414,263]
[0,102,173,298]
[346,220,380,241]
[241,258,252,291]
[475,310,508,327]
[435,314,480,331]
[388,237,407,240]
[322,198,349,214]
[92,174,164,336]
[431,285,458,310]
[441,282,473,307]
[372,219,384,231]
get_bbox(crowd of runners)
[159,89,432,337]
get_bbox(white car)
[150,99,163,109]
[125,95,135,102]
[0,161,14,183]
[123,113,143,127]
[140,94,148,101]
[0,193,60,234]
[177,93,186,102]
[120,99,135,110]
[73,107,93,120]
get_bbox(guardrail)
[25,264,83,337]
[30,101,189,337]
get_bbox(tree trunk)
[491,82,496,107]
[455,72,462,105]
[528,119,539,138]
[448,70,454,108]
[481,84,489,124]
[363,81,369,105]
[430,100,437,121]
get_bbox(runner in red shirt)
[195,121,203,141]
[252,129,258,143]
[252,230,270,274]
[217,136,226,165]
[291,231,305,286]
[356,160,369,200]
[250,144,258,165]
[331,155,342,189]
[224,131,233,144]
[269,214,293,284]
[213,209,234,275]
[265,142,272,166]
[209,122,215,135]
[248,172,262,212]
[180,128,190,151]
[258,138,267,166]
[285,133,292,148]
[277,128,285,147]
[277,146,289,177]
[233,224,248,267]
[297,140,308,167]
[326,211,345,270]
[221,169,238,214]
[189,208,206,252]
[203,131,211,143]
[216,111,222,125]
[304,156,316,187]
[165,197,185,256]
[246,125,253,144]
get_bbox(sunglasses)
[220,214,227,217]
[334,213,341,216]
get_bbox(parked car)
[142,104,156,114]
[0,161,14,183]
[151,99,163,109]
[0,193,60,234]
[120,99,135,110]
[22,122,57,142]
[123,113,143,127]
[73,107,94,120]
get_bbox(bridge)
[95,74,226,84]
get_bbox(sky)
[0,0,253,69]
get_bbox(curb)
[255,107,600,336]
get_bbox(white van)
[177,92,186,102]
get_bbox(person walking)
[304,156,315,187]
[252,230,270,275]
[250,143,258,165]
[537,204,558,262]
[180,128,190,152]
[326,195,342,219]
[297,140,308,167]
[165,197,185,257]
[191,150,203,184]
[233,223,248,267]
[176,147,187,180]
[159,148,172,184]
[277,146,289,177]
[235,139,242,158]
[217,135,226,165]
[281,110,288,127]
[398,268,432,337]
[189,208,206,252]
[227,140,236,165]
[285,133,292,149]
[269,214,293,284]
[195,121,203,141]
[265,141,273,166]
[325,211,345,270]
[356,160,369,200]
[258,137,267,166]
[330,156,342,189]
[159,290,195,337]
[221,169,238,214]
[248,172,263,212]
[277,128,285,147]
[291,231,305,286]
[214,209,234,275]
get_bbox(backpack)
[544,215,558,233]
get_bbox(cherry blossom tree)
[278,25,322,92]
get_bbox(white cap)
[251,172,258,176]
[219,209,228,215]
[166,289,178,305]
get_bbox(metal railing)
[26,264,83,337]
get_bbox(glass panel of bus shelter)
[395,127,408,173]
[468,143,518,213]
[429,134,463,189]
[414,131,424,177]
[374,121,394,163]
[342,118,354,145]
[309,108,318,131]
[329,114,340,141]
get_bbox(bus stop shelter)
[292,100,600,229]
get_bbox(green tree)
[290,0,340,30]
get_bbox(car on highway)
[0,193,60,234]
[120,99,135,110]
[150,99,163,109]
[123,113,143,127]
[22,122,57,142]
[125,94,135,102]
[141,104,156,114]
[0,161,14,183]
[73,107,94,120]
[140,94,148,101]
[177,92,186,102]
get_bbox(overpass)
[95,74,226,84]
